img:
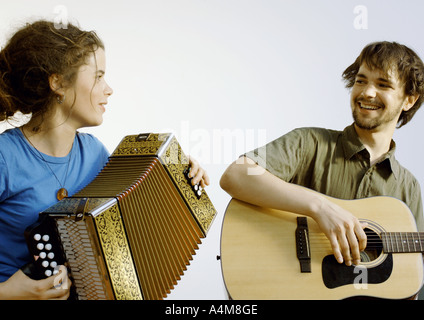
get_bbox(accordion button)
[45,270,52,277]
[36,243,44,250]
[45,243,52,251]
[47,252,55,259]
[39,252,47,259]
[42,235,50,242]
[34,234,41,241]
[42,261,49,268]
[50,261,57,268]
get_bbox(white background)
[1,0,424,299]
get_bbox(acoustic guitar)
[220,196,424,299]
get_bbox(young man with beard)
[220,41,424,268]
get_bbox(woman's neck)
[21,120,76,157]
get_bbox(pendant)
[57,187,68,201]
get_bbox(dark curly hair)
[342,41,424,128]
[0,20,104,124]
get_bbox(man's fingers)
[357,222,368,252]
[346,228,361,265]
[337,231,353,266]
[330,223,368,266]
[328,234,344,264]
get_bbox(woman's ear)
[49,74,65,96]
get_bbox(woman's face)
[62,48,113,129]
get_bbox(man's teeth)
[360,103,380,110]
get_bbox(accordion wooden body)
[25,133,217,300]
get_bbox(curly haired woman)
[0,20,209,299]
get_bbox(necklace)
[21,127,73,201]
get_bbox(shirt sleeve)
[244,128,311,182]
[79,132,110,167]
[0,151,9,202]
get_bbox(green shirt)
[245,124,424,231]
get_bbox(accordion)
[23,133,217,300]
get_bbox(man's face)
[350,63,411,131]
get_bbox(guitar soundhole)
[360,228,383,262]
[322,226,393,289]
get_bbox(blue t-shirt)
[0,128,109,281]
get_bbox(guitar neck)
[381,232,424,253]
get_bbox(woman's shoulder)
[76,131,106,149]
[0,128,26,156]
[75,131,110,160]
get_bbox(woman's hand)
[188,156,210,188]
[0,266,71,300]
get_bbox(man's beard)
[352,99,401,130]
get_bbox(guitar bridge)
[296,217,311,273]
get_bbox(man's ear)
[49,74,65,96]
[403,94,419,112]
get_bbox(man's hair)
[342,41,424,128]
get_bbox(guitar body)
[220,196,423,299]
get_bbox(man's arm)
[220,156,367,266]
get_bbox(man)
[220,41,424,268]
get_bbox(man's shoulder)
[394,159,421,187]
[285,126,342,143]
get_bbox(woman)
[0,20,209,299]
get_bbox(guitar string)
[308,231,424,241]
[307,232,423,251]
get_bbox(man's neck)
[353,123,395,166]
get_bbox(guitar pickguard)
[322,254,393,289]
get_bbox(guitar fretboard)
[381,232,424,253]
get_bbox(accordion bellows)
[33,133,217,300]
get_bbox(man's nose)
[361,83,377,98]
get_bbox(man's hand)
[312,198,368,266]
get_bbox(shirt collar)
[341,123,400,179]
